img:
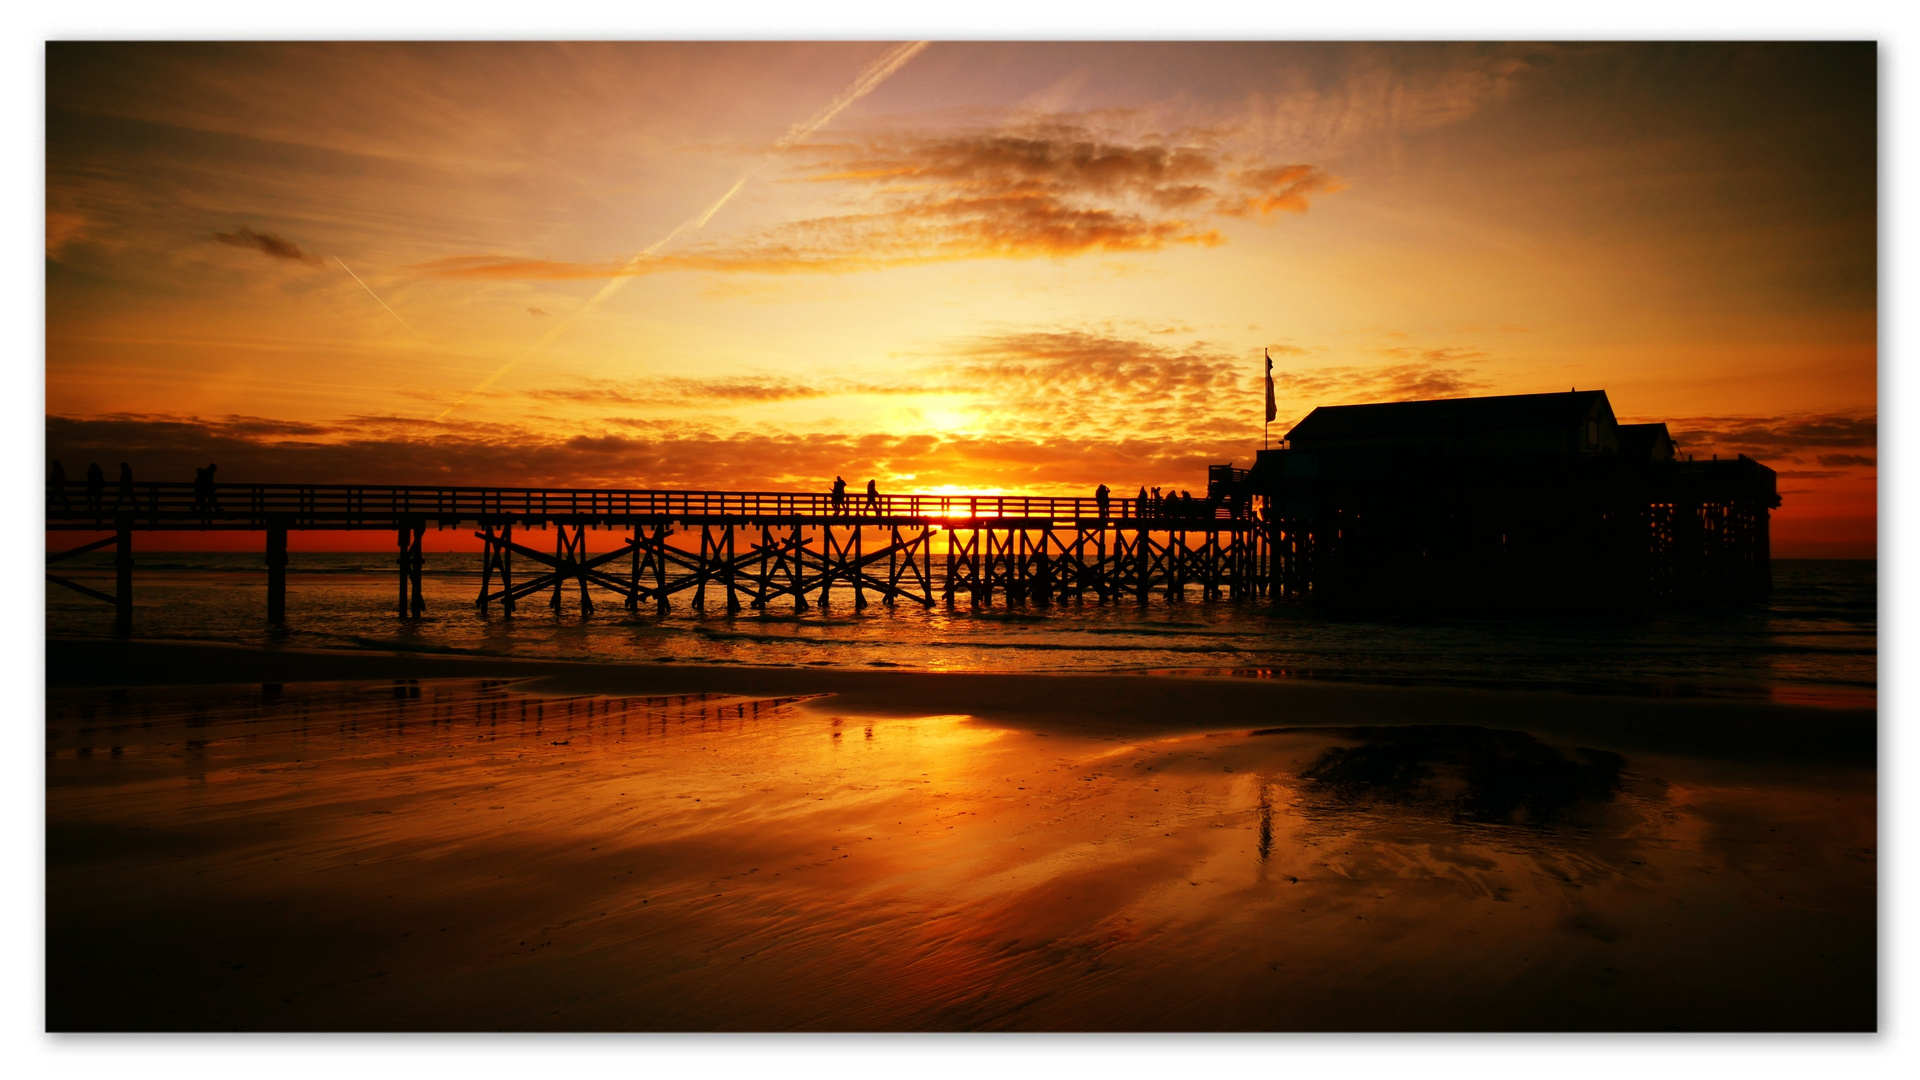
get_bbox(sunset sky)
[44,41,1876,556]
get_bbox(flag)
[1264,348,1277,423]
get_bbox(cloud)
[509,328,1267,433]
[1270,358,1490,405]
[480,327,1487,450]
[1663,412,1876,461]
[45,411,1255,493]
[523,375,844,408]
[921,329,1268,442]
[1217,164,1345,217]
[1817,453,1876,468]
[527,307,549,317]
[414,120,1342,280]
[211,225,320,264]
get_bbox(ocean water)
[45,552,1876,708]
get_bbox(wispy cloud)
[1270,359,1490,405]
[212,225,320,264]
[523,376,848,407]
[476,327,1488,446]
[414,120,1342,280]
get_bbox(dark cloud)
[527,307,549,316]
[211,225,320,265]
[1817,453,1876,468]
[415,121,1341,280]
[1664,412,1876,462]
[45,411,1254,493]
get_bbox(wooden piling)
[266,517,287,623]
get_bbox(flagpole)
[1262,346,1276,451]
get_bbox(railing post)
[114,516,133,635]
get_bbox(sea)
[45,553,1876,709]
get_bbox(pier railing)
[45,482,1249,530]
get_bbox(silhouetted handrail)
[45,481,1255,528]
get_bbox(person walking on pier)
[192,463,219,517]
[1150,486,1162,518]
[1095,483,1110,521]
[1135,486,1147,519]
[865,478,880,514]
[48,460,69,512]
[831,475,847,516]
[85,462,104,516]
[113,462,135,512]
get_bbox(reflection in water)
[1297,726,1625,829]
[45,680,1874,1032]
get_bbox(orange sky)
[44,42,1876,557]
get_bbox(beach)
[45,638,1877,1031]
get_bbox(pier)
[45,392,1786,630]
[45,485,1266,631]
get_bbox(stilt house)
[1241,389,1778,608]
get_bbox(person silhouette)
[1095,484,1110,521]
[197,463,219,515]
[85,462,104,516]
[1135,486,1147,519]
[864,478,880,513]
[114,462,134,512]
[49,460,69,511]
[831,475,847,515]
[1150,486,1162,517]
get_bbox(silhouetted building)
[1239,390,1778,609]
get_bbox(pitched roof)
[1284,390,1612,444]
[1616,422,1674,461]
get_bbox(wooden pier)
[44,392,1785,628]
[45,484,1266,631]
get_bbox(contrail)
[336,257,422,338]
[434,41,929,422]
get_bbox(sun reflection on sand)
[46,679,1874,1031]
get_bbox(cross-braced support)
[477,522,516,615]
[475,522,634,615]
[397,518,426,617]
[46,521,134,634]
[453,516,1255,620]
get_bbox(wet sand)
[46,639,1876,1031]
